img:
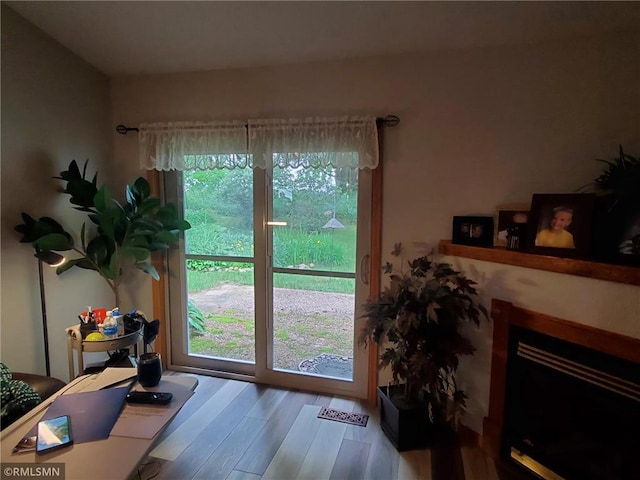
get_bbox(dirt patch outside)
[189,284,355,370]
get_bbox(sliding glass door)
[166,163,370,397]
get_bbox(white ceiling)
[5,1,640,77]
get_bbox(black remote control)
[126,391,173,405]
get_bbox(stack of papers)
[110,379,194,439]
[79,367,138,391]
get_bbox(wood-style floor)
[129,372,530,480]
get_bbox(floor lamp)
[34,251,65,377]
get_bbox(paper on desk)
[79,367,138,391]
[109,381,194,439]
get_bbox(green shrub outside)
[183,167,358,295]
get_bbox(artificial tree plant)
[15,160,191,306]
[360,242,487,437]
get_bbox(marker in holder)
[80,321,98,339]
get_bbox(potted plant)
[15,160,191,306]
[359,242,487,451]
[581,145,640,264]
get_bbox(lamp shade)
[34,251,65,267]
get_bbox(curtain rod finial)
[116,124,139,135]
[383,115,400,127]
[377,115,399,127]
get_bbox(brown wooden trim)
[483,298,640,459]
[497,299,640,364]
[438,240,640,286]
[483,299,512,458]
[147,169,168,369]
[367,132,384,405]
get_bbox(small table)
[0,373,198,480]
[66,323,144,379]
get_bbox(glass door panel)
[270,165,358,381]
[179,168,256,371]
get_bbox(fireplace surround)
[484,299,640,480]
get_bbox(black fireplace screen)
[503,326,640,480]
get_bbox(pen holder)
[137,352,162,387]
[80,321,98,339]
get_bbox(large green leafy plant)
[360,243,487,424]
[15,160,191,306]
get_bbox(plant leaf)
[121,246,150,262]
[34,233,74,251]
[133,177,151,201]
[136,261,159,280]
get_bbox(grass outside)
[188,268,355,294]
[272,311,352,371]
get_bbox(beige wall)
[111,31,639,432]
[1,6,112,380]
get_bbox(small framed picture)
[494,203,530,247]
[452,216,494,247]
[525,193,596,258]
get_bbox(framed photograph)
[494,203,530,247]
[452,216,494,247]
[525,193,596,258]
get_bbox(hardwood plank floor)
[128,372,528,480]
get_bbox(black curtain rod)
[115,115,399,135]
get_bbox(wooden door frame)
[147,169,168,368]
[366,131,384,404]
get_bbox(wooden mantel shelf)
[438,240,640,286]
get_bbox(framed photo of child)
[525,193,596,258]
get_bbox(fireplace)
[484,299,640,480]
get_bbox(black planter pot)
[377,385,460,451]
[377,385,432,451]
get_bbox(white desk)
[0,373,198,480]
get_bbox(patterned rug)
[317,407,369,427]
[298,353,353,379]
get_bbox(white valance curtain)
[139,121,248,171]
[139,116,379,171]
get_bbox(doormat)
[317,407,369,427]
[298,354,353,379]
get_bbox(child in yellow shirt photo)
[535,206,576,249]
